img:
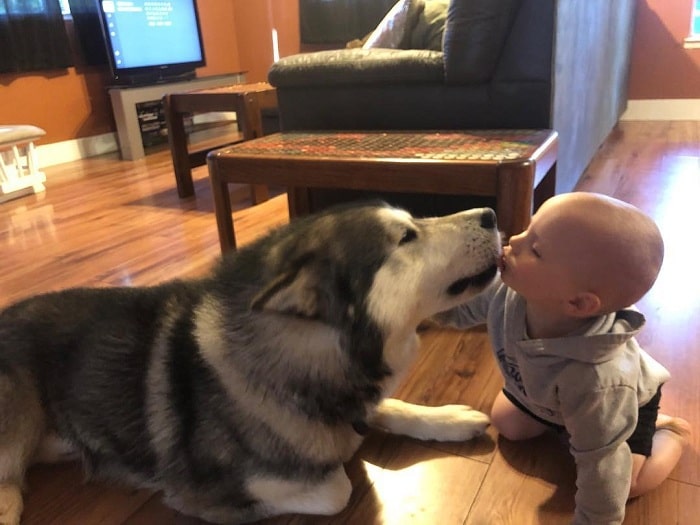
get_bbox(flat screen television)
[96,0,206,86]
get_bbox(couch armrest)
[269,48,444,87]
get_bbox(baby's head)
[501,192,664,317]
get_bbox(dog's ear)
[251,257,349,323]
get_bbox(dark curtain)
[68,0,108,66]
[299,0,396,44]
[0,0,73,73]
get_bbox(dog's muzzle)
[480,208,496,229]
[445,209,499,296]
[447,264,498,296]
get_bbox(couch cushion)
[269,49,444,87]
[443,0,519,84]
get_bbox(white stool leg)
[0,151,10,184]
[11,145,23,178]
[27,141,36,174]
[27,141,45,192]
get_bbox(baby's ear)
[566,292,602,317]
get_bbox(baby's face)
[500,192,663,315]
[500,199,598,309]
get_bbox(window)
[687,0,700,48]
[59,0,70,16]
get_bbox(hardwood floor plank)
[464,432,576,525]
[22,463,154,525]
[393,327,501,462]
[356,439,489,524]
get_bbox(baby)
[436,192,690,524]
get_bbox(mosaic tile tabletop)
[220,130,555,162]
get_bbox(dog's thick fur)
[0,202,500,524]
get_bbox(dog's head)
[249,201,501,331]
[213,201,500,422]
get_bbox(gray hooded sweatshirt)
[438,278,670,525]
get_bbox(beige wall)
[628,0,700,99]
[0,1,299,145]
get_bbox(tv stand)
[108,73,245,160]
[117,70,197,87]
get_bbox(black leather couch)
[268,0,637,217]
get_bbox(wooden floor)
[0,121,698,524]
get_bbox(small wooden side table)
[207,130,558,252]
[162,81,277,200]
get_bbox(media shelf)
[108,73,245,160]
[136,100,169,148]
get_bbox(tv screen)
[97,0,206,85]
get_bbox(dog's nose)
[480,209,497,229]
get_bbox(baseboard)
[621,99,700,121]
[37,112,238,168]
[37,133,119,168]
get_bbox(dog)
[0,201,501,524]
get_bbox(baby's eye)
[399,229,417,245]
[532,247,541,258]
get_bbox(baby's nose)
[480,208,497,229]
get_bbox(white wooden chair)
[0,125,47,203]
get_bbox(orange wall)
[628,0,700,99]
[0,1,299,145]
[197,1,242,78]
[0,67,116,142]
[231,0,300,83]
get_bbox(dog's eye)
[399,229,417,245]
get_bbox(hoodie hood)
[505,290,645,365]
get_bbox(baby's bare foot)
[0,483,23,525]
[656,414,691,441]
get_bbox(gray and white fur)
[0,201,500,524]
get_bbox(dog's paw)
[375,399,490,442]
[0,484,23,525]
[420,404,490,442]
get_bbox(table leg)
[251,184,270,204]
[534,163,557,213]
[163,94,195,198]
[287,187,311,218]
[495,162,536,239]
[208,161,237,252]
[239,92,269,205]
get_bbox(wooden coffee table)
[162,81,277,200]
[207,130,558,252]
